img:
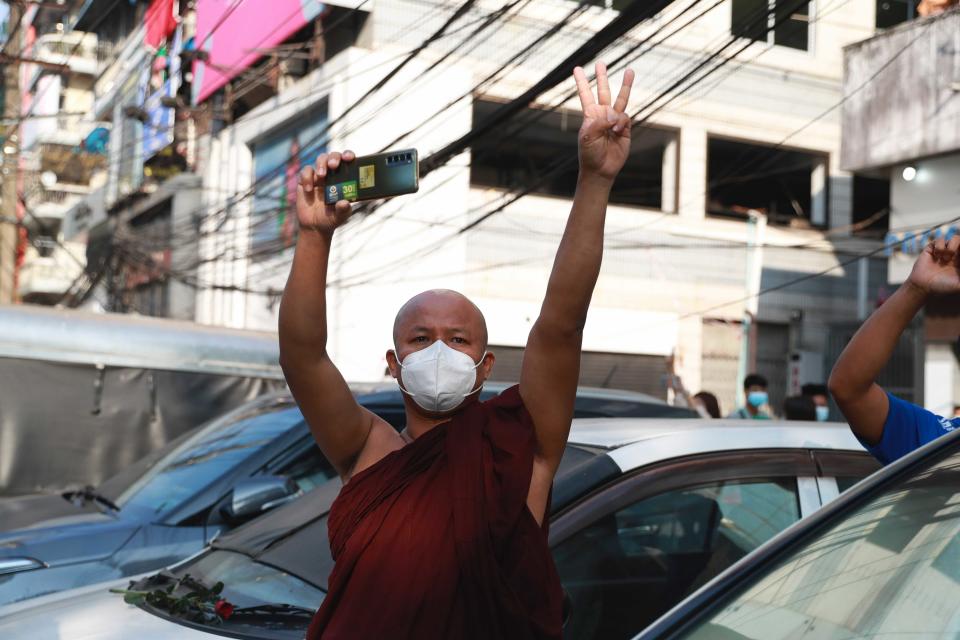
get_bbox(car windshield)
[678,443,960,639]
[139,549,323,638]
[106,401,303,518]
[175,549,324,609]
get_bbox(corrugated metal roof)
[0,305,282,378]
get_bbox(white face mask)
[396,340,486,413]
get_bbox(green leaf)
[211,581,224,595]
[123,592,146,605]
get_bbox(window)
[250,101,329,259]
[876,0,917,29]
[836,476,864,493]
[470,100,676,210]
[680,447,960,639]
[852,174,890,236]
[277,444,337,494]
[582,0,635,8]
[553,478,801,640]
[732,0,811,51]
[707,137,828,228]
[113,406,304,519]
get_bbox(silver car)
[0,418,876,640]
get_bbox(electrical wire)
[0,0,124,148]
[121,0,782,276]
[168,0,723,260]
[322,0,815,289]
[120,0,800,286]
[133,0,543,250]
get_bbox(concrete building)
[57,0,927,412]
[15,4,103,304]
[842,7,960,413]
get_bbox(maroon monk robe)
[306,385,564,640]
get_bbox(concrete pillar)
[677,126,707,220]
[811,158,827,227]
[677,315,704,396]
[661,137,678,214]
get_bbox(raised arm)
[520,63,634,517]
[279,151,381,477]
[829,236,960,444]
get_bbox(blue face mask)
[747,391,768,408]
[816,405,830,422]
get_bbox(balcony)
[30,31,99,87]
[23,179,93,227]
[841,8,960,171]
[94,25,148,118]
[28,113,106,149]
[18,242,86,305]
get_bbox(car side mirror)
[223,476,301,522]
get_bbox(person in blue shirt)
[829,236,960,464]
[727,373,773,420]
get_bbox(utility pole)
[0,1,22,304]
[736,210,767,407]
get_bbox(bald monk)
[279,62,636,639]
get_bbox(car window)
[554,478,801,640]
[277,444,338,493]
[114,407,304,518]
[835,475,864,493]
[679,450,960,639]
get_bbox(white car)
[0,418,876,640]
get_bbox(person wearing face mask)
[801,383,831,422]
[279,63,636,640]
[727,373,773,420]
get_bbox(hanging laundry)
[145,0,177,50]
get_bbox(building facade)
[842,7,960,413]
[38,0,930,412]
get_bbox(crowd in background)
[691,375,830,422]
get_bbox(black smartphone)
[323,149,419,205]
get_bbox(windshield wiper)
[230,603,316,619]
[62,485,120,512]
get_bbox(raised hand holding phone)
[297,151,357,236]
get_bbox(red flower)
[215,599,235,619]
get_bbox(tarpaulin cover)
[0,357,283,496]
[145,0,177,50]
[192,0,326,104]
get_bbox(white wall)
[888,153,960,284]
[196,0,883,393]
[924,342,958,415]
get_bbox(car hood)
[0,576,222,639]
[0,494,137,566]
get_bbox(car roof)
[367,380,671,405]
[210,418,866,587]
[569,418,865,472]
[635,424,960,640]
[568,417,860,448]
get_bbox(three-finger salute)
[573,62,635,181]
